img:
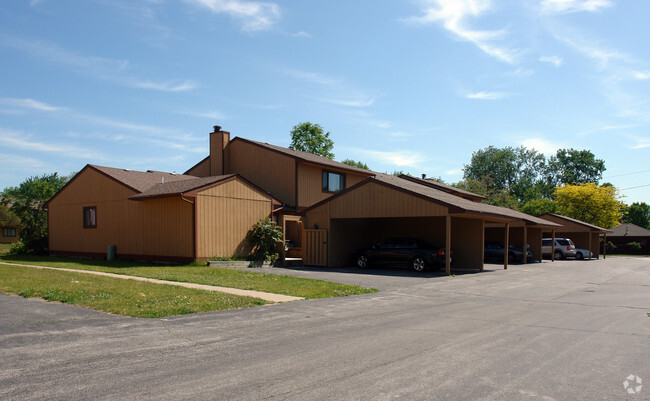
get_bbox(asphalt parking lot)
[1,257,648,400]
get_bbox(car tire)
[356,255,369,268]
[411,257,426,272]
[554,250,563,260]
[576,252,584,260]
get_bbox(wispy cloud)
[466,91,505,100]
[349,148,426,167]
[282,68,377,108]
[556,34,630,69]
[405,0,518,64]
[0,98,66,112]
[539,55,563,67]
[0,35,197,92]
[540,0,613,15]
[631,70,650,80]
[0,128,106,160]
[185,0,280,31]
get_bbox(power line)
[620,183,650,190]
[603,169,650,178]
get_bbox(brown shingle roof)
[130,175,237,199]
[608,223,650,237]
[304,173,561,227]
[399,174,486,200]
[91,165,195,193]
[537,213,612,233]
[233,137,375,175]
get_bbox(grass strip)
[0,264,267,318]
[0,255,378,298]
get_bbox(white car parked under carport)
[574,248,594,260]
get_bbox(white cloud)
[539,56,563,67]
[466,91,504,100]
[405,0,518,64]
[351,149,426,167]
[282,68,377,108]
[556,34,630,69]
[0,128,105,159]
[0,35,197,92]
[185,0,280,31]
[0,98,66,112]
[540,0,613,14]
[519,137,558,155]
[631,71,650,80]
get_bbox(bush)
[246,217,283,262]
[606,241,616,252]
[8,240,29,255]
[626,241,642,251]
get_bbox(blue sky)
[1,0,648,204]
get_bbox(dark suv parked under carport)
[353,238,449,272]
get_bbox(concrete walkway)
[0,262,304,303]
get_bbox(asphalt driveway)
[1,257,648,400]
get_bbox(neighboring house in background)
[1,225,19,244]
[608,223,650,254]
[537,213,611,259]
[46,126,563,270]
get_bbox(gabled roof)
[130,175,237,199]
[90,165,195,193]
[537,213,612,233]
[305,173,562,227]
[399,174,486,201]
[129,173,281,204]
[232,137,375,176]
[608,223,650,237]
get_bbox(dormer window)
[322,170,345,193]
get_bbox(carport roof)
[537,213,612,233]
[305,173,562,228]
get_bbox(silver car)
[542,238,577,260]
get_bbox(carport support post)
[603,234,607,259]
[551,230,556,263]
[503,223,510,270]
[445,215,451,276]
[588,232,592,260]
[523,227,528,264]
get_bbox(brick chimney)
[210,125,230,176]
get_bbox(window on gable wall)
[322,170,345,192]
[83,206,97,228]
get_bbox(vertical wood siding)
[186,158,211,177]
[48,168,194,259]
[195,179,272,259]
[297,163,370,207]
[226,141,296,206]
[319,182,448,218]
[451,217,484,269]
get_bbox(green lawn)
[0,264,267,318]
[0,243,12,256]
[0,255,378,299]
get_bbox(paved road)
[1,257,648,400]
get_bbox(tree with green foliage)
[0,204,20,227]
[289,122,335,159]
[1,173,69,253]
[342,159,369,170]
[520,198,557,216]
[454,177,519,209]
[622,202,650,229]
[546,148,605,185]
[246,217,283,262]
[554,183,622,228]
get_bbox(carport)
[537,213,612,259]
[301,174,561,274]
